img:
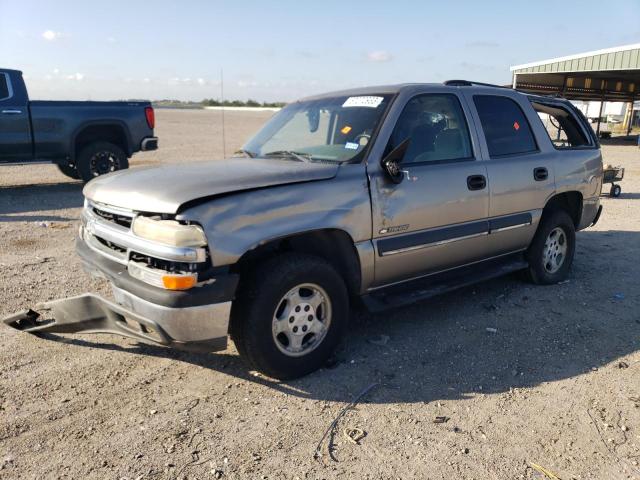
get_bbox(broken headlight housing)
[131,216,207,248]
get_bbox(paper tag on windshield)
[342,96,384,108]
[344,142,359,150]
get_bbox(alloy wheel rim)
[90,151,120,176]
[543,227,567,274]
[271,283,332,357]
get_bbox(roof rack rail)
[443,80,509,89]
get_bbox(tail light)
[144,106,155,129]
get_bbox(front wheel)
[230,253,349,379]
[76,141,129,182]
[525,210,576,285]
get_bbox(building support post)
[626,96,635,136]
[596,96,605,138]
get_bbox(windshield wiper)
[263,150,312,162]
[233,148,256,158]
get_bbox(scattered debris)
[530,462,562,479]
[23,257,53,267]
[613,293,625,300]
[586,408,640,477]
[368,335,390,346]
[617,361,629,369]
[313,382,379,463]
[558,280,570,285]
[342,427,366,445]
[485,327,498,333]
[433,416,450,424]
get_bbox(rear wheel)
[56,162,80,180]
[610,184,621,197]
[230,253,349,379]
[525,210,575,285]
[76,141,129,182]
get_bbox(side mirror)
[381,138,410,184]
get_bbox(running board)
[362,253,528,313]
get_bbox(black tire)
[525,210,576,285]
[56,162,80,180]
[76,141,129,182]
[230,253,349,379]
[610,184,621,197]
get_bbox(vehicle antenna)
[220,68,226,158]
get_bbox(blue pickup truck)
[0,68,158,181]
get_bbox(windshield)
[243,94,393,162]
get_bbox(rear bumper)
[2,291,230,353]
[141,137,158,151]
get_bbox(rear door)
[369,89,491,287]
[0,72,32,163]
[463,91,556,255]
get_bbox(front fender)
[177,164,371,267]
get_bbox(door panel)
[0,73,32,163]
[463,91,556,255]
[371,162,490,285]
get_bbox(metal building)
[511,43,639,135]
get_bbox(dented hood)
[83,158,340,214]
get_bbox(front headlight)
[132,216,207,247]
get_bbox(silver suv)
[5,81,603,379]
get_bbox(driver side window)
[388,94,473,164]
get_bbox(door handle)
[467,175,487,191]
[1,109,22,115]
[534,167,548,181]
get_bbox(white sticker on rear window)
[344,142,359,150]
[342,96,384,108]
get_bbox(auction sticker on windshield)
[342,96,384,108]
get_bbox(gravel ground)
[1,109,639,480]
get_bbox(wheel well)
[543,192,583,227]
[233,230,362,296]
[74,124,129,159]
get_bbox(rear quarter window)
[473,95,537,157]
[531,101,592,149]
[0,74,10,100]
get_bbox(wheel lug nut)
[302,326,307,332]
[293,326,298,333]
[289,316,294,323]
[304,305,310,312]
[308,315,313,321]
[295,306,301,312]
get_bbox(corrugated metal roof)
[511,43,640,74]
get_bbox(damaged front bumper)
[3,287,231,353]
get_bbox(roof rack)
[443,80,509,89]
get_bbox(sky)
[1,0,639,102]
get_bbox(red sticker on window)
[513,121,520,131]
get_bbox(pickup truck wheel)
[56,162,80,180]
[525,210,575,285]
[230,253,349,379]
[77,142,128,182]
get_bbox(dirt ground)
[1,109,639,480]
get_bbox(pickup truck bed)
[0,68,157,181]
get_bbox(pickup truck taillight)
[144,106,155,129]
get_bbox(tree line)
[202,98,286,108]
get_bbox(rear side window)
[0,74,9,100]
[473,95,537,157]
[531,101,591,148]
